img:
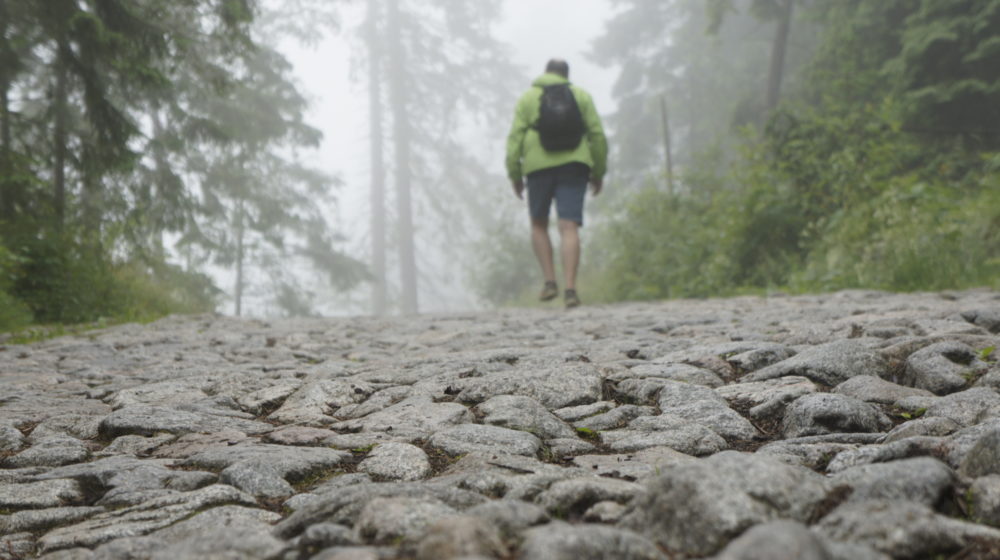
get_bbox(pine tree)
[592,0,817,190]
[0,0,26,222]
[358,0,522,314]
[366,0,388,316]
[0,0,366,322]
[708,0,798,116]
[0,0,244,322]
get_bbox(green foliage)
[899,407,926,420]
[0,230,216,330]
[591,0,821,190]
[966,487,977,522]
[109,262,219,322]
[8,233,114,324]
[468,219,540,307]
[793,164,1000,292]
[593,108,1000,298]
[597,186,732,301]
[0,289,31,332]
[585,0,1000,302]
[0,240,32,331]
[575,427,600,442]
[0,0,364,324]
[888,0,1000,147]
[980,346,996,362]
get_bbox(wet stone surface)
[2,291,1000,558]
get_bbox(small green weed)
[979,346,995,362]
[899,407,926,420]
[5,320,112,345]
[962,370,987,384]
[291,468,344,492]
[575,427,600,442]
[965,487,976,521]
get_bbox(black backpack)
[534,84,585,152]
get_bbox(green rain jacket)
[505,73,608,182]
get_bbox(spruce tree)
[358,0,522,314]
[0,0,365,322]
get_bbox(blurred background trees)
[2,0,998,331]
[0,0,365,330]
[359,0,523,315]
[583,0,1000,304]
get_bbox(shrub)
[0,241,32,332]
[592,106,1000,301]
[2,229,218,331]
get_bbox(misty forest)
[1,0,999,332]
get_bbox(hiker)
[505,58,608,308]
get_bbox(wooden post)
[660,95,675,195]
[765,0,794,115]
[53,50,68,230]
[234,201,245,317]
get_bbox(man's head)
[545,59,570,78]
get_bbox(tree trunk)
[52,46,69,230]
[367,0,387,316]
[234,200,245,317]
[659,95,674,195]
[0,70,11,222]
[386,0,418,314]
[0,84,7,157]
[149,104,170,259]
[0,0,11,221]
[81,145,102,238]
[765,0,794,115]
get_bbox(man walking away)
[506,59,608,308]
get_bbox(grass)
[965,487,977,522]
[290,468,350,493]
[962,369,988,385]
[898,407,927,420]
[575,427,600,442]
[413,440,464,475]
[1,317,141,345]
[979,346,996,362]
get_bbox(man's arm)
[580,91,608,189]
[505,94,530,191]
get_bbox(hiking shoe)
[564,289,581,309]
[539,281,558,301]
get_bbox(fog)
[220,0,822,316]
[266,0,617,316]
[5,1,986,328]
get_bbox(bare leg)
[531,218,556,283]
[558,219,580,291]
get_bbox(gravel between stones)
[2,290,1000,558]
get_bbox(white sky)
[498,0,617,112]
[261,0,617,316]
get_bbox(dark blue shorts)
[526,162,590,226]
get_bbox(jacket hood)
[532,73,570,87]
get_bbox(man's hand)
[590,178,603,196]
[512,179,525,200]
